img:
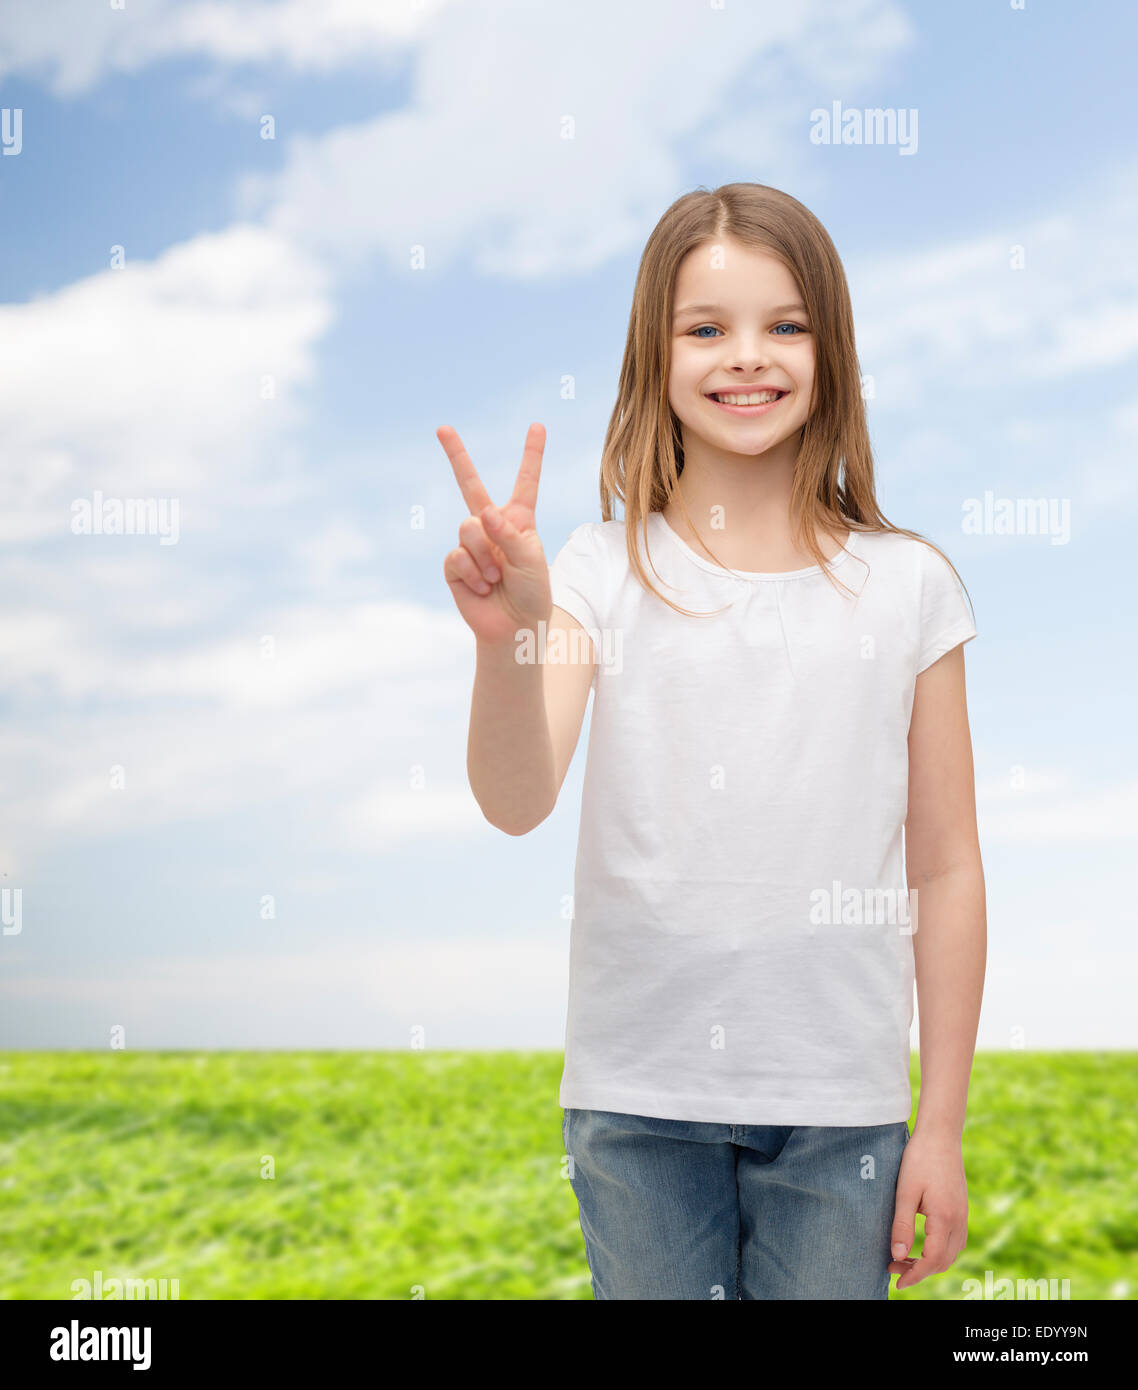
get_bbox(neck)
[672,431,798,533]
[664,429,846,569]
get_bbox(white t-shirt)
[547,510,977,1126]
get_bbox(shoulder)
[852,528,975,670]
[546,519,627,630]
[569,518,626,547]
[852,527,965,584]
[550,517,628,567]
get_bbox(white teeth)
[712,391,784,406]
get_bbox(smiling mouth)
[706,389,788,414]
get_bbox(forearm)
[910,857,987,1140]
[467,635,556,835]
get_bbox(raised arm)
[439,423,596,834]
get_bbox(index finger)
[437,425,493,516]
[509,422,546,513]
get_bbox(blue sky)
[1,0,1135,1051]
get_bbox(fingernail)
[892,1243,907,1259]
[484,505,501,527]
[485,566,501,582]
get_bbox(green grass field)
[0,1051,1133,1300]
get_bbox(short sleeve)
[916,541,977,674]
[547,522,609,637]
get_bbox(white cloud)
[0,0,455,97]
[235,0,913,277]
[978,771,1138,843]
[340,780,486,849]
[293,520,378,590]
[971,942,1138,1049]
[0,595,479,850]
[0,223,332,540]
[0,596,468,707]
[1,933,572,1048]
[7,925,1137,1050]
[851,171,1138,406]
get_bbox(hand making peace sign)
[438,422,552,644]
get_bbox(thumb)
[481,503,534,567]
[890,1183,919,1260]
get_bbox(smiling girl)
[439,182,985,1301]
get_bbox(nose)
[725,332,773,374]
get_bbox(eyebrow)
[673,302,808,319]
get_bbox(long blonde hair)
[599,181,973,620]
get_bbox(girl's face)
[668,237,816,459]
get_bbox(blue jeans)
[563,1107,910,1300]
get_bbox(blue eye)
[687,322,807,338]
